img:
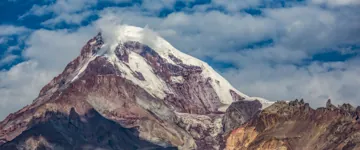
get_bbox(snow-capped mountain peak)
[81,25,273,110]
[2,25,360,150]
[0,25,273,150]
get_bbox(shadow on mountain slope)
[0,108,176,150]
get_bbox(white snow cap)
[92,21,273,109]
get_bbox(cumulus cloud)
[223,59,360,107]
[0,55,19,67]
[311,0,360,6]
[0,25,30,67]
[141,0,177,12]
[19,0,97,26]
[23,0,97,16]
[0,25,96,120]
[23,26,96,69]
[0,25,30,36]
[41,11,94,27]
[0,61,54,119]
[209,0,262,11]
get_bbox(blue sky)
[0,0,360,119]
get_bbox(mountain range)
[0,25,359,150]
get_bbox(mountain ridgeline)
[0,26,359,150]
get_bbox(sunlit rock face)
[0,25,272,150]
[225,99,360,150]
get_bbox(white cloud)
[311,0,360,6]
[210,0,262,12]
[223,59,360,107]
[0,25,30,36]
[106,0,133,3]
[20,0,97,26]
[264,6,340,51]
[23,0,97,16]
[141,0,176,12]
[41,11,93,27]
[0,55,18,67]
[0,25,96,120]
[0,61,56,120]
[20,5,49,18]
[6,45,20,52]
[23,26,96,69]
[0,25,30,65]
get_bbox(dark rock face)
[85,57,122,76]
[226,100,360,150]
[0,70,190,149]
[165,73,222,114]
[229,90,246,101]
[1,108,173,150]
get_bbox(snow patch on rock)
[71,56,97,82]
[170,76,184,84]
[175,112,223,138]
[106,51,171,99]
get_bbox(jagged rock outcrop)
[0,25,272,150]
[222,100,262,135]
[226,99,360,150]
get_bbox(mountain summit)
[0,25,272,149]
[2,25,359,150]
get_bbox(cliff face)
[225,99,360,150]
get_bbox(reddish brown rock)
[225,100,360,150]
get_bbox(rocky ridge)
[226,99,360,150]
[0,26,272,150]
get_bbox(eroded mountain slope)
[226,99,360,150]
